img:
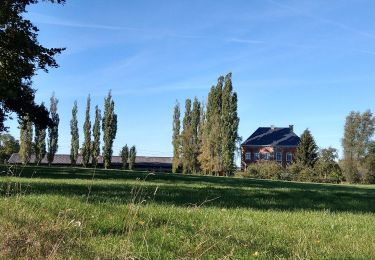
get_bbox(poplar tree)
[102,91,117,169]
[182,99,192,174]
[296,129,318,168]
[172,100,181,173]
[198,74,239,175]
[92,105,101,167]
[121,144,129,169]
[34,122,46,165]
[199,77,224,175]
[221,73,240,175]
[70,101,79,165]
[47,93,59,165]
[129,145,136,170]
[19,116,33,164]
[82,95,91,167]
[190,97,201,174]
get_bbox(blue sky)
[6,0,375,160]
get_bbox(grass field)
[1,165,375,259]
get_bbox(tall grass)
[1,165,375,258]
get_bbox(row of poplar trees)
[172,73,240,175]
[19,93,59,165]
[70,91,117,169]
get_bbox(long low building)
[7,153,172,171]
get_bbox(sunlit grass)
[1,165,374,258]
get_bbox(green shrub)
[245,161,285,180]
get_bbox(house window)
[286,153,293,162]
[245,152,251,160]
[254,152,260,161]
[264,152,270,160]
[276,152,282,161]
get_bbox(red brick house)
[241,125,300,170]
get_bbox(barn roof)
[241,126,300,147]
[7,153,172,165]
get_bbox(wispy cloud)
[227,38,266,44]
[28,12,208,41]
[267,0,375,39]
[229,36,375,56]
[28,12,138,31]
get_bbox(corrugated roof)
[7,153,172,165]
[241,127,300,147]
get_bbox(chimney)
[289,125,294,131]
[271,125,275,130]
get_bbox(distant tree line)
[16,90,120,169]
[172,73,240,176]
[19,93,59,165]
[69,91,118,169]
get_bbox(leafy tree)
[102,91,117,169]
[82,95,91,167]
[70,101,79,165]
[172,100,181,173]
[315,147,343,183]
[221,73,240,175]
[342,110,375,182]
[212,77,223,174]
[92,105,101,167]
[0,0,65,132]
[295,129,318,168]
[34,121,46,165]
[19,116,33,164]
[129,145,136,170]
[175,73,240,176]
[0,133,20,163]
[47,93,59,165]
[120,144,129,169]
[364,141,375,184]
[182,99,192,174]
[190,97,201,174]
[199,76,225,175]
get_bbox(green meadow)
[1,165,375,259]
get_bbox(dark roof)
[7,153,172,165]
[242,126,300,147]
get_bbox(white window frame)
[245,152,251,160]
[286,153,293,162]
[276,152,282,162]
[254,152,260,161]
[264,152,270,160]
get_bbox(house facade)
[241,125,300,170]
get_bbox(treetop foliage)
[0,0,65,131]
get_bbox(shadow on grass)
[1,165,375,213]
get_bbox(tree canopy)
[0,0,65,132]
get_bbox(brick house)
[241,125,300,170]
